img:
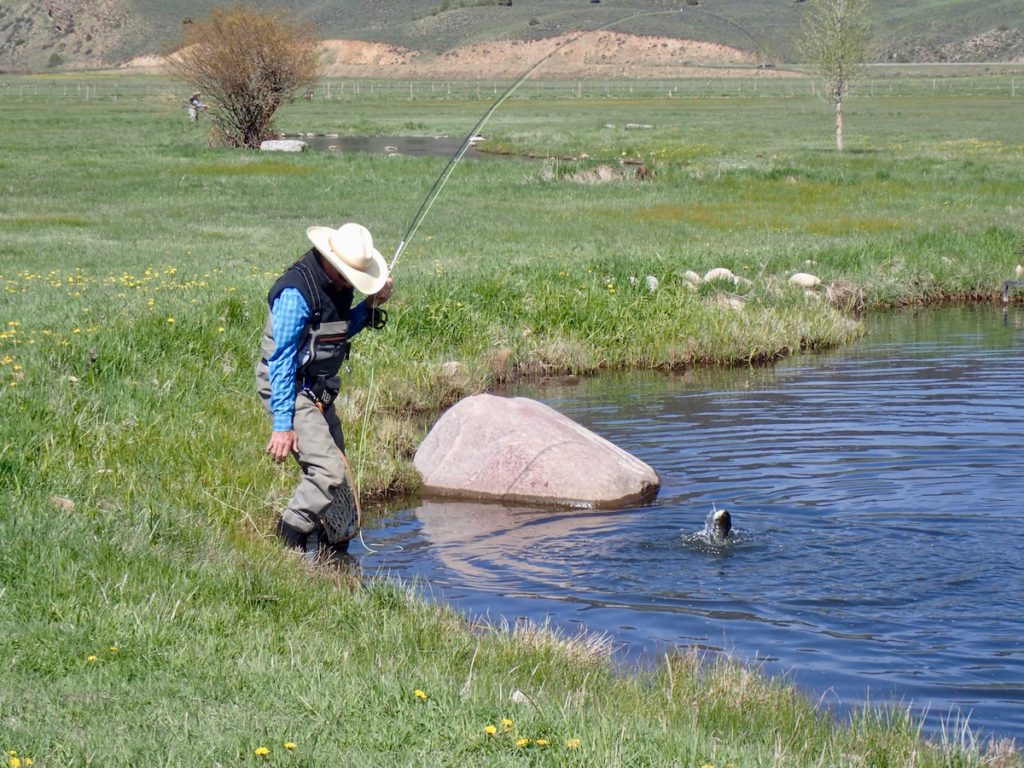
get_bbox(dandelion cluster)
[2,266,226,300]
[254,742,298,758]
[6,751,33,767]
[84,645,121,664]
[482,716,581,752]
[0,263,245,387]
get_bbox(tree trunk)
[834,96,844,151]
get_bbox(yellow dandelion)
[484,724,497,735]
[73,328,81,334]
[501,718,513,732]
[166,317,175,325]
[24,758,32,766]
[7,752,16,758]
[10,757,21,768]
[87,655,98,663]
[566,738,581,749]
[515,737,530,748]
[283,742,296,750]
[109,646,119,653]
[414,689,427,700]
[254,746,270,757]
[535,738,550,747]
[218,327,225,333]
[700,763,715,768]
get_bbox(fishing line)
[387,19,624,271]
[387,6,768,272]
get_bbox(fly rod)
[387,7,768,272]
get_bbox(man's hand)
[371,276,394,307]
[266,430,298,462]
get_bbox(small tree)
[168,6,321,148]
[798,0,871,151]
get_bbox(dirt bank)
[127,32,800,79]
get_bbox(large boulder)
[414,394,660,508]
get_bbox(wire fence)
[2,71,1022,104]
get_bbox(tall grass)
[1,74,1021,764]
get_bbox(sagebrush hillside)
[2,0,1023,73]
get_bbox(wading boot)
[276,517,321,561]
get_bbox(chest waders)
[289,262,362,547]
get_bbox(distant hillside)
[2,0,1023,72]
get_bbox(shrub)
[168,5,321,148]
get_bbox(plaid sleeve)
[267,288,310,432]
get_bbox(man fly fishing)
[187,92,207,122]
[251,7,726,564]
[256,222,393,562]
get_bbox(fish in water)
[707,507,732,542]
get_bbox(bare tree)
[168,6,321,148]
[798,0,871,151]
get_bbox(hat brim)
[306,226,389,295]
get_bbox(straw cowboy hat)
[306,222,389,295]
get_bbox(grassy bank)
[1,74,1022,764]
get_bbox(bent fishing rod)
[387,6,767,273]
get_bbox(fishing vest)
[260,249,354,385]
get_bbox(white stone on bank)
[259,139,308,152]
[789,272,822,288]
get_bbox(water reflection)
[288,134,497,159]
[416,500,625,587]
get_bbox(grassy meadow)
[1,73,1022,765]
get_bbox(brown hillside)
[319,32,774,79]
[0,0,137,70]
[128,33,793,80]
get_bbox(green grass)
[1,74,1022,765]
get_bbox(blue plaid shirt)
[267,287,373,431]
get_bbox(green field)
[1,73,1022,764]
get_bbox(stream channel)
[357,305,1024,742]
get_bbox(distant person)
[256,222,394,562]
[187,92,207,122]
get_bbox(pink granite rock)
[414,394,660,508]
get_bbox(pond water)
[287,134,494,158]
[358,305,1024,742]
